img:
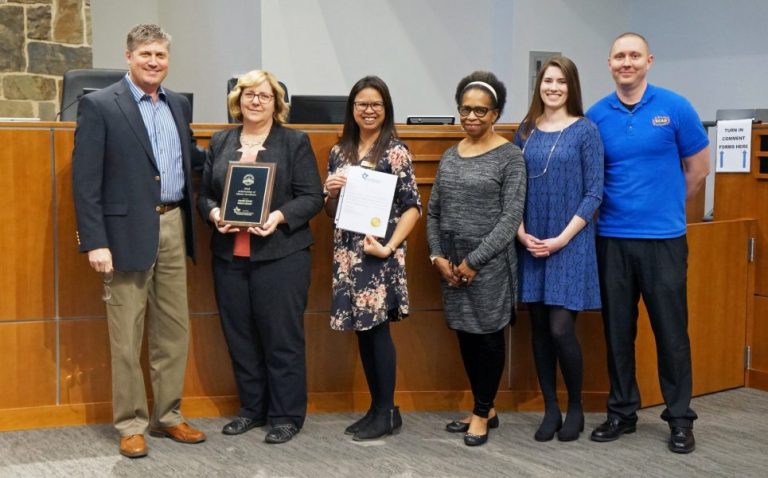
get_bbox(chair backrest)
[226,77,288,123]
[60,68,127,121]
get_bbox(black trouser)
[356,319,396,410]
[212,249,310,428]
[597,236,697,428]
[456,328,506,418]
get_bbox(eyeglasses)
[354,101,385,112]
[242,92,274,104]
[458,106,495,118]
[102,270,113,302]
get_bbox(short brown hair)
[611,32,650,55]
[126,24,171,52]
[227,70,289,124]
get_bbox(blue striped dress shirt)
[124,74,185,203]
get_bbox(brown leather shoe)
[119,434,148,458]
[150,422,206,444]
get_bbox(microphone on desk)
[56,94,84,121]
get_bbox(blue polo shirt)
[586,84,708,239]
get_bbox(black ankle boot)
[353,406,402,441]
[344,408,374,435]
[558,405,584,442]
[534,408,562,442]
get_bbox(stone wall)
[0,0,92,120]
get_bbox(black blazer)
[72,78,198,271]
[198,124,324,262]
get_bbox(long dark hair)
[519,56,584,139]
[337,76,397,166]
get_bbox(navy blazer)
[198,124,324,262]
[72,78,198,271]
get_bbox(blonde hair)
[227,70,289,124]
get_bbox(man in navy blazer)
[72,24,205,458]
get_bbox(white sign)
[716,119,752,173]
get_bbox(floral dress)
[329,138,422,331]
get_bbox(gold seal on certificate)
[370,217,381,227]
[220,161,277,227]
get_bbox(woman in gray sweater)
[426,71,526,447]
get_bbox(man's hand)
[88,248,113,273]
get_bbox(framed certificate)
[220,161,276,227]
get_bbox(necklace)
[239,132,268,149]
[522,128,564,179]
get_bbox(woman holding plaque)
[323,76,421,441]
[426,71,526,447]
[198,70,323,444]
[514,56,603,442]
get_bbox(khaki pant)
[106,208,190,436]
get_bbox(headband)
[463,81,498,102]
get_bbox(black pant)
[212,249,311,428]
[456,328,507,418]
[597,236,697,428]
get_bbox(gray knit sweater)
[426,142,526,333]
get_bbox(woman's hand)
[210,207,240,234]
[532,236,568,257]
[363,235,393,258]
[456,259,477,286]
[433,257,462,287]
[324,173,347,199]
[249,210,284,237]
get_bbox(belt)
[156,202,181,214]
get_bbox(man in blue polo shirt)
[586,32,710,454]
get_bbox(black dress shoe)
[222,416,265,436]
[446,415,499,433]
[345,408,374,435]
[590,418,636,442]
[265,424,299,444]
[668,427,695,454]
[353,407,402,441]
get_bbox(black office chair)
[226,77,288,123]
[59,68,127,121]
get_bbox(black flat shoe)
[668,427,695,454]
[353,407,402,441]
[265,424,299,444]
[446,414,499,433]
[557,412,584,442]
[222,416,265,436]
[590,418,636,442]
[345,408,374,435]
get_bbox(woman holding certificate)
[426,71,526,447]
[323,76,421,441]
[198,70,323,444]
[514,57,603,442]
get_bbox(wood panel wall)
[714,123,768,391]
[0,122,753,431]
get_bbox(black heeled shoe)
[353,406,402,441]
[344,408,374,435]
[534,410,563,442]
[446,414,499,433]
[557,412,585,441]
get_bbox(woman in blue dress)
[514,56,603,442]
[324,76,421,441]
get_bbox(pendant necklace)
[523,127,564,179]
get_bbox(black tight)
[356,320,396,410]
[529,303,583,411]
[456,329,506,418]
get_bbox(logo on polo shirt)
[652,115,671,126]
